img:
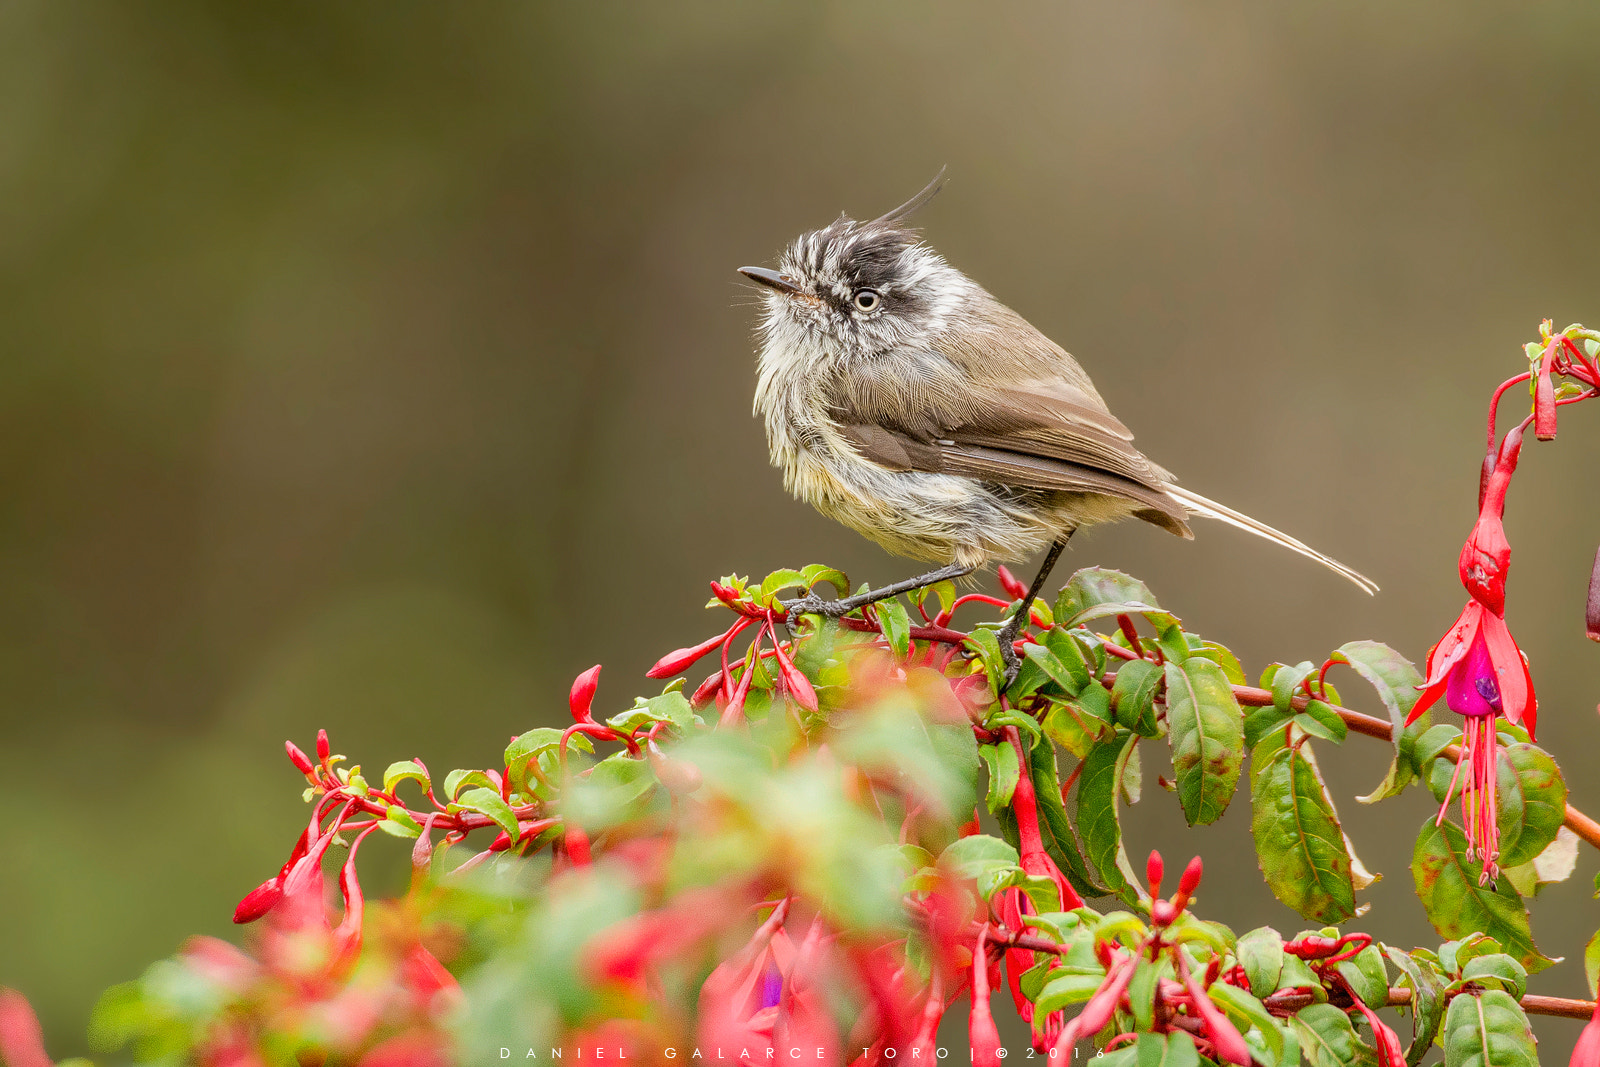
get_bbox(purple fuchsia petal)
[1444,629,1499,718]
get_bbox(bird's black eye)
[853,288,881,312]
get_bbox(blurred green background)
[5,0,1600,1057]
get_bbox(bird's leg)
[997,533,1073,691]
[781,562,975,624]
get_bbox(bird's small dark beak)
[739,266,803,295]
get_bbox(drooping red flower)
[1408,417,1537,883]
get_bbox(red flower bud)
[285,741,315,776]
[1172,855,1203,912]
[647,631,733,679]
[412,812,438,872]
[1535,347,1558,441]
[969,927,1004,1067]
[997,565,1029,601]
[1146,850,1164,899]
[690,672,724,708]
[1459,512,1512,615]
[231,877,285,925]
[647,740,703,795]
[0,990,51,1067]
[772,640,819,712]
[1587,546,1600,643]
[569,665,602,724]
[565,826,592,866]
[316,729,331,762]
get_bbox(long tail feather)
[1164,485,1378,595]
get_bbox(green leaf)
[1249,733,1358,922]
[382,759,430,796]
[966,629,1006,697]
[378,805,423,838]
[1411,724,1461,775]
[939,834,1019,880]
[1244,705,1294,750]
[1384,946,1447,1067]
[1411,819,1555,973]
[453,787,519,841]
[1272,661,1317,712]
[1043,626,1094,691]
[980,742,1021,814]
[444,768,496,801]
[1112,658,1165,737]
[1297,700,1348,744]
[800,564,849,598]
[1441,990,1536,1067]
[1035,971,1106,1016]
[1459,954,1526,999]
[1195,640,1247,684]
[1166,657,1244,826]
[1054,567,1179,632]
[1077,731,1142,901]
[1495,743,1567,868]
[1586,927,1600,998]
[758,568,808,602]
[1025,641,1087,696]
[1136,1031,1200,1067]
[1333,641,1426,803]
[1334,943,1389,1008]
[1294,1003,1376,1067]
[876,599,912,660]
[1237,926,1285,998]
[1043,701,1111,758]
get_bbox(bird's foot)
[997,625,1024,693]
[779,594,853,622]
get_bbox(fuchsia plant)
[9,323,1600,1067]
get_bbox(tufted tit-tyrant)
[739,171,1375,686]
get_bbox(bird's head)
[739,171,975,362]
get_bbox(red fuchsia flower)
[1571,997,1600,1067]
[1407,425,1536,884]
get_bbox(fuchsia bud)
[1146,850,1164,899]
[0,989,51,1067]
[647,632,731,679]
[316,729,331,763]
[565,826,592,866]
[1587,546,1600,643]
[690,671,725,707]
[968,927,1004,1067]
[772,640,819,712]
[997,565,1029,601]
[285,741,315,776]
[1535,346,1558,441]
[569,665,602,724]
[1172,855,1203,912]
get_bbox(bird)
[738,171,1375,686]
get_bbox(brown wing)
[828,343,1192,536]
